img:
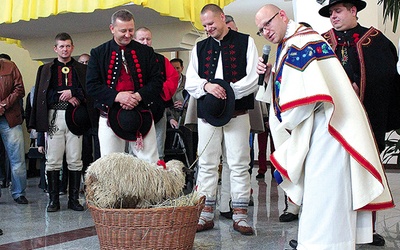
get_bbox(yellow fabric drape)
[0,37,22,47]
[1,0,235,30]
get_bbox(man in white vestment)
[255,4,393,250]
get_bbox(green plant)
[378,0,400,32]
[382,129,400,165]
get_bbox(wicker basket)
[88,198,204,249]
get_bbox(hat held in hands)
[198,79,235,127]
[65,103,91,136]
[108,103,153,141]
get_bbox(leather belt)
[50,102,68,110]
[232,109,248,118]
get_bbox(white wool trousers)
[45,109,83,171]
[196,114,251,202]
[98,116,159,164]
[219,158,231,212]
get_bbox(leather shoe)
[14,196,28,204]
[279,212,298,222]
[47,201,60,212]
[233,220,254,235]
[196,219,214,232]
[0,229,3,236]
[220,211,233,219]
[68,200,84,211]
[369,233,385,246]
[289,239,297,249]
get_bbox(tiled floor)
[0,167,400,249]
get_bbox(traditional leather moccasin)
[196,217,214,232]
[233,220,254,235]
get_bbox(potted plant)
[382,129,400,167]
[378,0,400,32]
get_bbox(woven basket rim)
[87,196,205,212]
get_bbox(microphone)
[258,44,271,85]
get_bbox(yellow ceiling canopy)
[0,0,235,30]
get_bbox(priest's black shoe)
[369,233,385,246]
[279,212,298,222]
[289,239,297,249]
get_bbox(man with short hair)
[133,27,179,160]
[78,53,90,65]
[0,53,28,205]
[185,4,259,235]
[225,15,238,31]
[255,3,393,249]
[30,32,87,212]
[320,0,400,245]
[168,58,187,129]
[86,9,163,163]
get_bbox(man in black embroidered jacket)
[319,0,400,246]
[133,27,179,161]
[86,9,163,163]
[30,32,87,212]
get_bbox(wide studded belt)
[49,102,68,110]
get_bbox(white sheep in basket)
[85,152,186,209]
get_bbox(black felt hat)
[319,0,366,17]
[65,103,91,136]
[198,79,235,127]
[108,103,153,141]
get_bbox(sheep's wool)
[85,152,186,209]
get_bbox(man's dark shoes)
[14,196,28,204]
[369,233,385,246]
[220,210,233,219]
[68,200,84,211]
[289,234,384,248]
[289,239,297,249]
[256,173,265,179]
[279,212,298,222]
[0,229,3,236]
[47,201,60,212]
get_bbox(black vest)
[196,30,254,118]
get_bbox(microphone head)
[263,44,271,55]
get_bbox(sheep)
[85,152,186,209]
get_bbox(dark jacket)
[322,25,400,152]
[86,39,163,122]
[29,58,87,132]
[0,59,25,128]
